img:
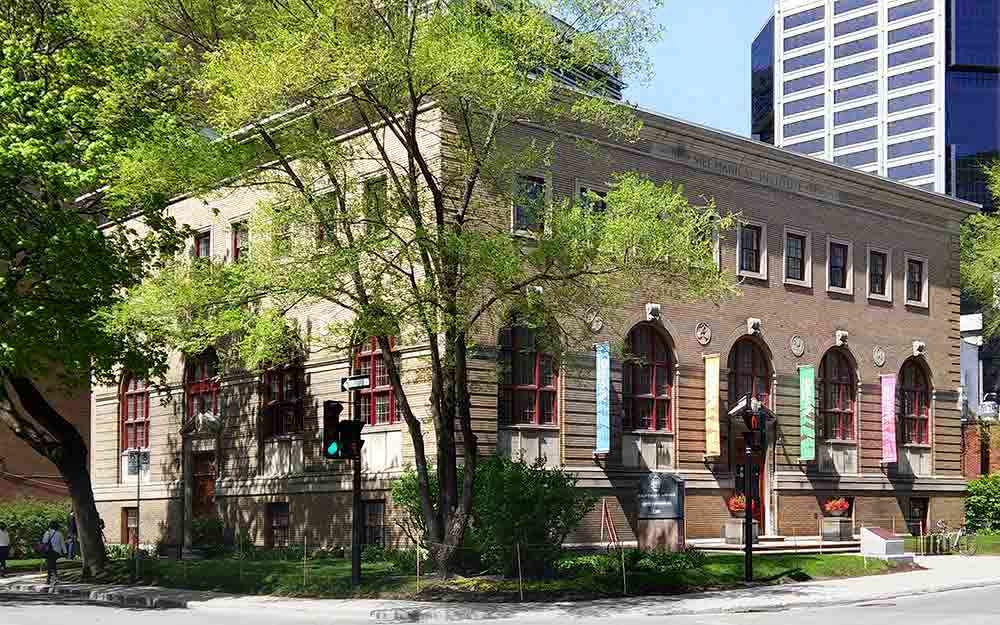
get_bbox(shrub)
[105,543,132,560]
[190,515,224,550]
[631,547,707,574]
[966,472,1000,532]
[0,498,72,558]
[553,547,707,580]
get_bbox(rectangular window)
[784,71,825,95]
[513,174,546,232]
[905,255,927,306]
[577,185,608,213]
[889,0,933,22]
[231,222,248,262]
[889,160,935,181]
[827,238,853,293]
[835,35,878,59]
[888,113,934,136]
[835,58,878,82]
[784,5,825,29]
[738,222,767,279]
[835,12,878,37]
[888,90,934,114]
[888,136,934,159]
[889,43,934,67]
[834,103,878,126]
[194,231,211,258]
[784,28,825,52]
[784,93,825,116]
[784,115,825,138]
[889,20,934,45]
[787,137,826,155]
[834,125,877,148]
[362,500,387,547]
[834,0,877,15]
[834,148,878,167]
[868,249,889,299]
[123,508,138,546]
[783,229,811,286]
[267,502,290,548]
[784,49,826,73]
[835,80,877,103]
[888,66,934,90]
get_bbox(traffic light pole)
[351,454,362,588]
[743,431,754,583]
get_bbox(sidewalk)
[2,556,1000,623]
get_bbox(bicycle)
[934,520,978,556]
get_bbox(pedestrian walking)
[0,523,10,577]
[67,511,78,560]
[39,521,67,585]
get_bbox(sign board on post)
[127,450,150,475]
[341,374,371,392]
[798,365,816,462]
[594,342,611,455]
[637,472,685,519]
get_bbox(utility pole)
[743,431,753,583]
[352,455,362,588]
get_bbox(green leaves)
[960,159,1000,338]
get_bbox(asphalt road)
[1,585,998,625]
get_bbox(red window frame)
[263,367,304,437]
[122,507,139,547]
[729,338,771,407]
[194,231,211,258]
[120,376,150,451]
[819,349,856,441]
[498,326,558,426]
[231,222,248,262]
[898,360,930,445]
[354,337,401,426]
[186,352,220,419]
[623,324,673,431]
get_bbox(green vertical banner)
[799,365,816,462]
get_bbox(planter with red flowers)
[723,494,760,544]
[823,497,851,517]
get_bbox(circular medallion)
[695,322,712,346]
[872,345,886,368]
[790,335,806,358]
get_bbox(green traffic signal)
[327,441,339,456]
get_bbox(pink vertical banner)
[881,374,897,464]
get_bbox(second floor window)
[194,231,211,258]
[623,324,673,431]
[513,174,546,232]
[498,324,558,425]
[819,349,856,441]
[785,232,806,282]
[829,241,849,289]
[907,258,925,303]
[354,337,401,425]
[262,366,304,437]
[740,224,762,274]
[186,351,220,419]
[869,250,888,296]
[898,360,930,445]
[232,222,248,262]
[121,376,149,451]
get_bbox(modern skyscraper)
[752,0,999,210]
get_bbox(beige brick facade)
[92,105,973,549]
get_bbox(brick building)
[90,105,975,551]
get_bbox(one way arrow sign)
[341,374,371,392]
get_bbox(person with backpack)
[0,523,10,577]
[40,521,67,585]
[66,511,78,560]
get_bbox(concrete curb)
[369,579,1000,623]
[1,581,192,609]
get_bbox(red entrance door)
[192,452,216,518]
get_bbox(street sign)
[127,450,150,475]
[341,374,371,392]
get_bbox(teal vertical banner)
[799,365,816,462]
[595,341,610,454]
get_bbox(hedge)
[966,472,1000,532]
[0,498,72,558]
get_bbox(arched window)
[819,349,856,441]
[623,324,673,431]
[186,351,220,419]
[728,338,771,406]
[262,365,305,437]
[120,376,149,451]
[354,337,401,425]
[498,325,558,425]
[898,359,930,444]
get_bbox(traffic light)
[323,400,344,459]
[337,419,364,459]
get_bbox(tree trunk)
[0,373,107,577]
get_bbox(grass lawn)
[62,553,903,600]
[3,558,81,574]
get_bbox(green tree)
[961,160,1000,336]
[0,0,188,576]
[99,0,736,574]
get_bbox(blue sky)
[626,1,774,137]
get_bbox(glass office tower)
[752,0,999,210]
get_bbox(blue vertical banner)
[595,341,611,455]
